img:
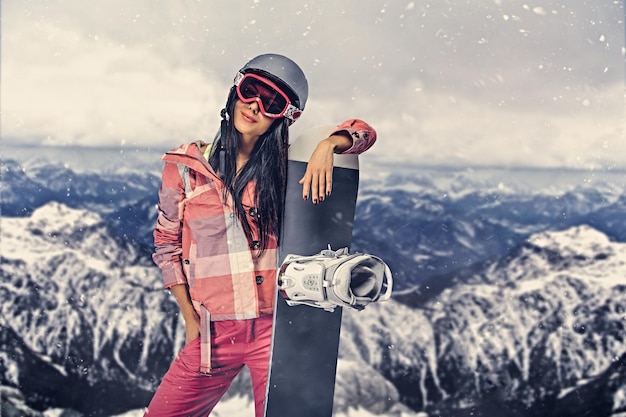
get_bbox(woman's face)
[233,99,275,145]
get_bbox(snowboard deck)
[263,126,359,417]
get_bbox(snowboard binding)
[277,247,393,311]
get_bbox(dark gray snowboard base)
[264,126,359,417]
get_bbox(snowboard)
[263,126,360,417]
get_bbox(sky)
[2,0,625,170]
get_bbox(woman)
[147,53,376,417]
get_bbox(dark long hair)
[209,88,289,255]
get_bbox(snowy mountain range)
[344,224,626,416]
[2,149,626,416]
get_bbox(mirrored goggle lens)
[236,75,290,117]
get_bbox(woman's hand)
[299,134,352,204]
[169,284,201,344]
[184,314,201,344]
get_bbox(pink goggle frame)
[234,72,302,122]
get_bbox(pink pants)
[145,316,273,417]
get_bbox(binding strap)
[277,247,393,312]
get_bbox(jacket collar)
[162,141,219,180]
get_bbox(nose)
[247,99,260,114]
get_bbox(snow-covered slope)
[0,203,183,415]
[1,158,161,246]
[0,202,425,416]
[348,225,626,416]
[352,171,626,289]
[4,153,626,416]
[110,223,626,417]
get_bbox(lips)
[241,111,256,123]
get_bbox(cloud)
[1,0,624,169]
[2,13,226,146]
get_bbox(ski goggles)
[234,72,302,122]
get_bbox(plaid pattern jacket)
[153,142,277,321]
[152,120,376,372]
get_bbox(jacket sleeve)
[332,119,377,155]
[153,161,188,289]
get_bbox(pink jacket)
[153,119,376,372]
[153,142,278,321]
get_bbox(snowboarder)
[145,53,377,417]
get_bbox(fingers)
[299,170,332,204]
[312,172,322,203]
[325,170,333,196]
[299,175,310,201]
[300,138,335,204]
[314,174,331,203]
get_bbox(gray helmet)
[238,53,309,111]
